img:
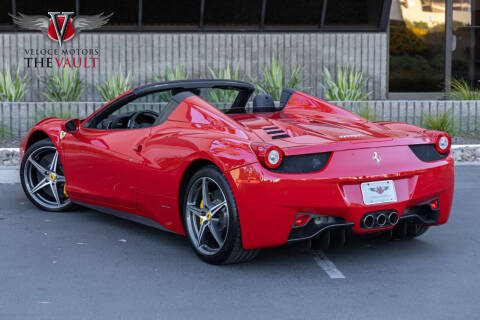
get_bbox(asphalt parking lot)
[1,166,479,320]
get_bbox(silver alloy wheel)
[185,177,229,255]
[23,146,70,209]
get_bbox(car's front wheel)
[20,138,74,212]
[182,166,259,264]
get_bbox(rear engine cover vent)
[263,126,290,139]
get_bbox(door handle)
[133,144,143,152]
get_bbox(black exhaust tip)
[363,215,375,228]
[377,213,387,226]
[388,211,399,225]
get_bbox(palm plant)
[0,68,29,102]
[448,79,480,100]
[41,68,85,101]
[97,69,132,102]
[322,65,371,101]
[207,65,242,106]
[254,57,307,101]
[422,110,456,136]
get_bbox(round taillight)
[251,143,284,169]
[265,147,283,169]
[435,134,451,154]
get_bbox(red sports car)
[19,80,454,264]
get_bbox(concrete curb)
[1,145,480,184]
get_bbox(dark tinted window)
[143,0,200,29]
[1,1,13,28]
[15,0,76,15]
[204,0,262,29]
[324,0,383,27]
[389,0,445,92]
[81,0,137,27]
[265,0,324,29]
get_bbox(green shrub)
[0,121,10,137]
[97,69,132,102]
[448,79,480,100]
[34,109,73,123]
[208,65,242,104]
[254,57,307,101]
[322,65,371,101]
[41,68,85,102]
[153,65,189,82]
[422,110,456,135]
[356,104,377,121]
[153,66,189,101]
[0,68,29,102]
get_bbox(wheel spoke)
[187,204,203,217]
[208,222,224,247]
[197,221,208,246]
[210,201,226,216]
[56,175,66,183]
[50,183,61,206]
[31,178,49,193]
[50,151,59,172]
[201,178,210,208]
[28,157,48,176]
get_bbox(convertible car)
[19,80,454,264]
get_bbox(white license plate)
[361,180,397,205]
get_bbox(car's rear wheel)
[20,139,74,212]
[182,166,259,264]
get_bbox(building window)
[264,0,324,30]
[143,0,201,30]
[80,0,137,29]
[0,2,13,30]
[324,0,384,28]
[14,0,76,15]
[204,0,262,30]
[452,0,480,88]
[389,0,445,92]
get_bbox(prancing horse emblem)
[372,152,381,164]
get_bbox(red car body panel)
[21,87,454,250]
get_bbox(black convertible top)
[134,79,256,111]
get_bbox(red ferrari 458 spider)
[20,80,454,264]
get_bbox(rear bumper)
[228,146,454,250]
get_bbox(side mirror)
[64,118,80,133]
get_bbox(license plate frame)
[360,180,397,205]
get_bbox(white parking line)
[312,250,345,279]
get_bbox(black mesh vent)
[271,134,290,139]
[267,130,285,135]
[271,152,331,173]
[409,144,448,162]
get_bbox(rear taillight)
[251,143,284,169]
[435,133,451,154]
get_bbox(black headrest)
[252,94,276,112]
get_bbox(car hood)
[228,112,427,150]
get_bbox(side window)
[90,91,170,130]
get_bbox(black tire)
[182,165,259,264]
[20,138,75,212]
[406,222,429,238]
